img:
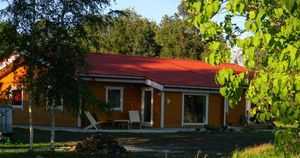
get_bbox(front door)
[141,88,153,126]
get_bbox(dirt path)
[113,131,273,156]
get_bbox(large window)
[11,89,23,109]
[183,94,207,124]
[106,87,124,111]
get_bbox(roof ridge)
[89,52,209,63]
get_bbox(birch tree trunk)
[29,0,36,151]
[50,107,56,152]
[28,90,33,151]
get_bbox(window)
[46,97,64,111]
[106,87,124,111]
[10,89,23,109]
[183,94,208,125]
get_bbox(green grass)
[232,144,299,158]
[0,142,66,148]
[0,151,78,158]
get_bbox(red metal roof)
[82,53,247,88]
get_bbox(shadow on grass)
[1,128,274,158]
[0,150,229,158]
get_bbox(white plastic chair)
[129,110,141,129]
[84,111,101,130]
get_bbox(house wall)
[164,91,182,128]
[163,92,246,128]
[0,67,78,127]
[208,93,224,127]
[227,93,246,126]
[0,67,246,128]
[86,82,143,125]
[83,82,162,128]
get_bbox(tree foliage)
[155,14,206,60]
[0,0,112,111]
[0,0,113,151]
[81,7,217,60]
[81,9,160,57]
[0,22,20,56]
[185,0,300,154]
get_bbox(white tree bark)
[28,90,33,151]
[50,107,56,152]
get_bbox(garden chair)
[84,111,102,130]
[129,110,141,129]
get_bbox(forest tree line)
[1,6,225,61]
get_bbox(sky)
[0,0,181,23]
[109,0,181,23]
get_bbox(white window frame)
[182,93,209,126]
[105,86,124,111]
[10,88,24,109]
[46,97,64,112]
[141,87,154,126]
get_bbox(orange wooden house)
[0,53,249,128]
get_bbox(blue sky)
[0,0,181,23]
[109,0,181,23]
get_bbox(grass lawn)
[233,144,299,158]
[0,128,275,157]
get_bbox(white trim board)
[164,88,220,94]
[141,88,154,126]
[77,74,144,80]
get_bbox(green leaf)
[280,104,287,115]
[249,11,256,19]
[274,8,283,18]
[258,113,266,122]
[220,87,227,96]
[209,41,220,51]
[252,35,260,47]
[217,75,225,85]
[295,77,300,90]
[245,21,251,31]
[273,79,280,95]
[251,23,257,32]
[295,94,300,104]
[285,0,296,12]
[288,45,297,66]
[279,87,288,100]
[263,33,271,45]
[247,60,255,68]
[208,53,215,65]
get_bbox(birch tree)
[0,0,113,152]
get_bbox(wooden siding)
[0,68,77,127]
[164,92,182,128]
[227,93,246,126]
[85,82,162,128]
[208,93,224,127]
[85,82,143,126]
[0,67,247,128]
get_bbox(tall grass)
[232,144,299,158]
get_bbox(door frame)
[141,87,154,126]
